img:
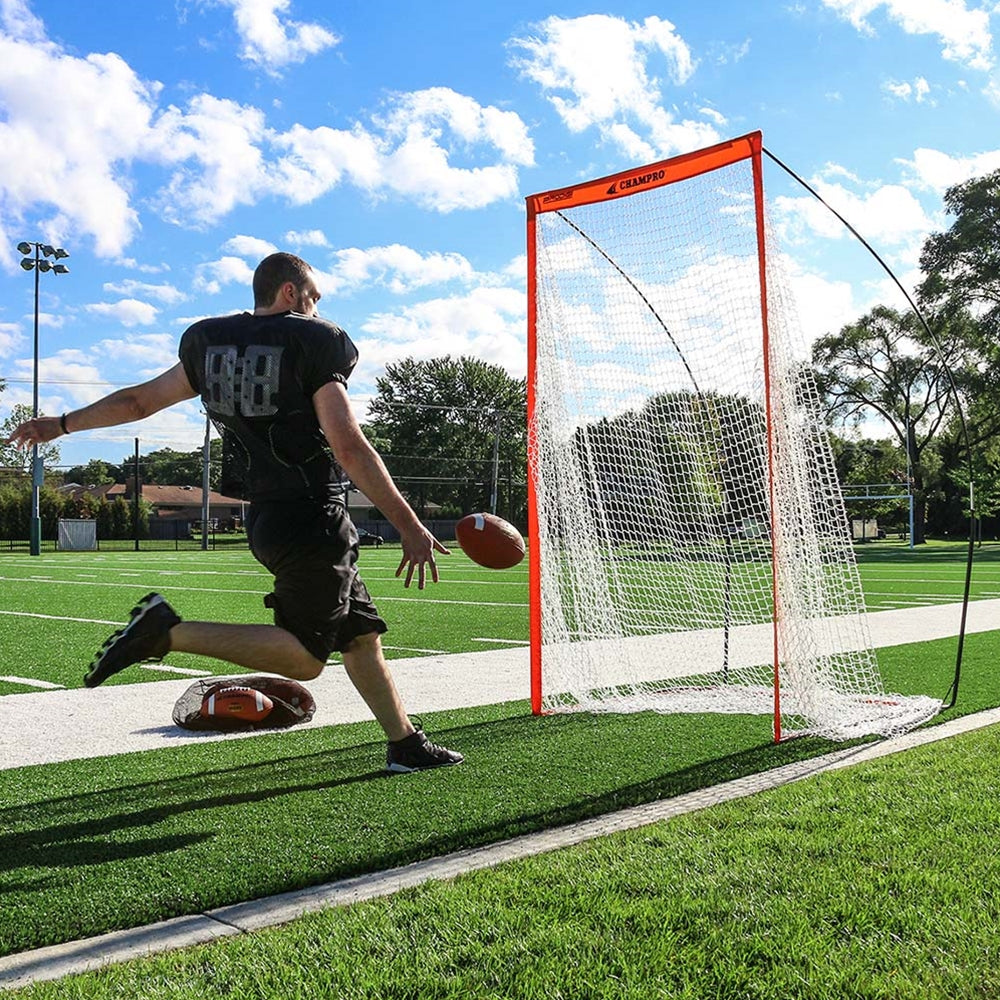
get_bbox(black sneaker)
[386,726,464,773]
[85,593,181,688]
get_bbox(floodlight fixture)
[17,241,31,255]
[37,260,51,272]
[20,258,34,271]
[52,264,69,274]
[53,247,69,259]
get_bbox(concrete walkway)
[1,598,996,772]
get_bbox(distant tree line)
[0,485,151,542]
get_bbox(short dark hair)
[252,252,313,308]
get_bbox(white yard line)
[139,664,214,677]
[0,676,64,690]
[0,610,120,626]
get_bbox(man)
[7,252,462,774]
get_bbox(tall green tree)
[366,356,527,521]
[64,458,121,486]
[811,305,969,544]
[918,168,1000,530]
[918,168,1000,338]
[0,404,61,474]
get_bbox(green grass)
[0,545,529,692]
[1,622,998,961]
[2,539,999,992]
[10,721,1000,999]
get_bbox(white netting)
[529,155,940,740]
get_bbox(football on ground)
[456,512,525,569]
[199,686,273,723]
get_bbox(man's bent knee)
[342,630,381,657]
[291,652,326,681]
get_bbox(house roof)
[138,484,244,506]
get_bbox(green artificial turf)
[10,718,1000,999]
[1,540,998,964]
[2,622,999,959]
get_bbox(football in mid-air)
[199,685,273,723]
[456,512,525,569]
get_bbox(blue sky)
[1,0,998,468]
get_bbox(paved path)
[1,599,996,772]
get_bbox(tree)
[918,168,1000,339]
[112,442,222,492]
[811,305,968,544]
[64,458,121,486]
[366,356,527,522]
[918,169,1000,534]
[0,404,61,474]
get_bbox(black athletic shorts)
[246,499,387,662]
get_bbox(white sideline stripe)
[0,610,120,626]
[0,676,64,690]
[2,704,998,992]
[472,637,530,645]
[139,664,214,677]
[383,645,449,655]
[0,576,525,608]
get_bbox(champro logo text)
[607,169,666,195]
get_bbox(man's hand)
[5,415,63,448]
[395,525,450,589]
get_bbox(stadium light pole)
[17,240,70,556]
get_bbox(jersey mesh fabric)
[179,311,358,502]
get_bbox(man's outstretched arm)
[5,363,198,447]
[313,380,449,589]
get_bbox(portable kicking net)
[526,131,941,741]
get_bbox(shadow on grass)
[0,700,985,957]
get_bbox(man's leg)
[168,621,326,681]
[85,591,327,688]
[340,631,414,742]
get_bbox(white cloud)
[215,0,339,73]
[328,244,476,294]
[222,234,279,259]
[85,299,159,327]
[0,16,535,255]
[773,177,935,246]
[0,320,23,356]
[0,36,156,256]
[898,146,1000,194]
[372,88,535,212]
[510,14,720,158]
[883,76,932,102]
[7,348,106,413]
[284,228,330,247]
[357,286,527,380]
[102,280,187,305]
[193,255,256,295]
[94,333,178,373]
[822,0,994,72]
[35,312,66,329]
[274,88,534,213]
[0,0,46,43]
[149,94,273,226]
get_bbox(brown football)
[455,513,525,569]
[199,685,274,723]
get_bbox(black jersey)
[178,311,358,503]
